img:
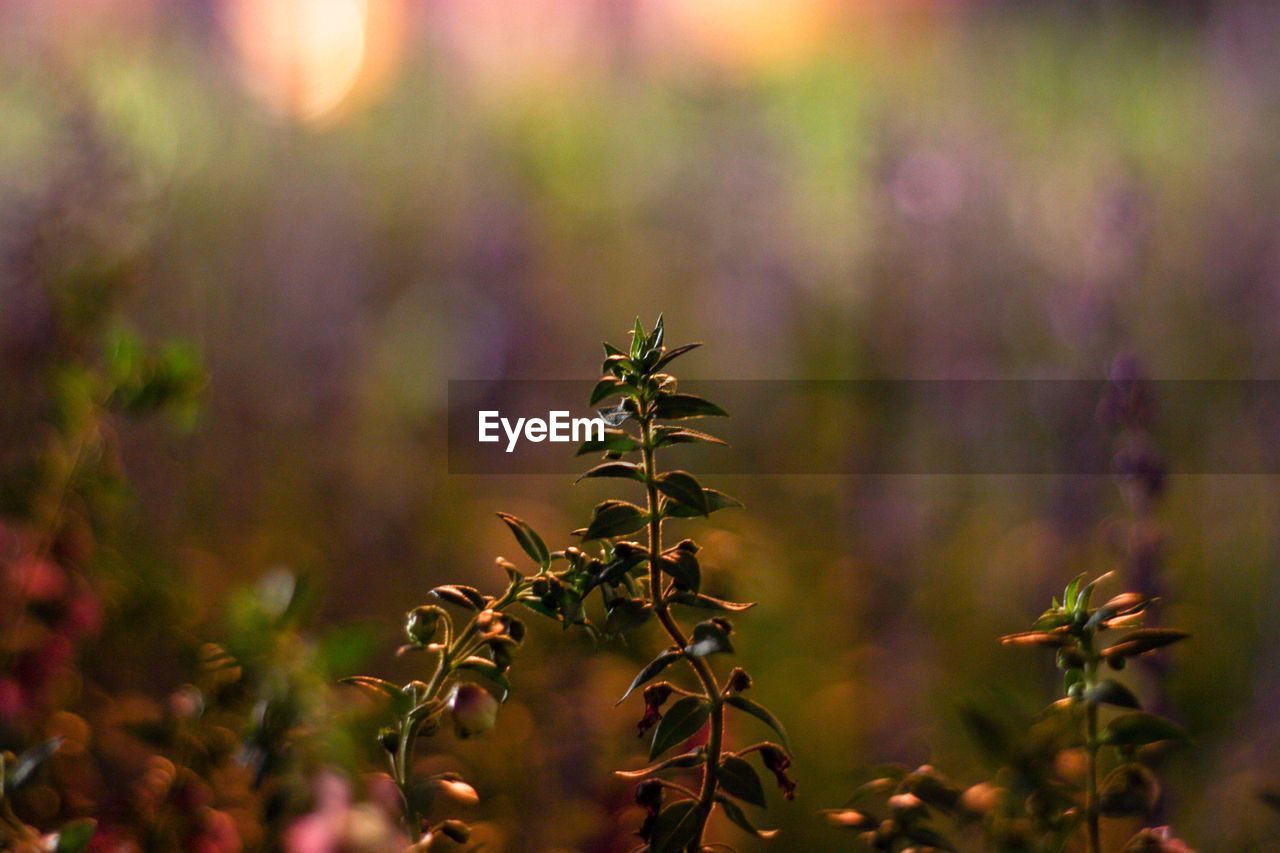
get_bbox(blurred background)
[3,0,1280,849]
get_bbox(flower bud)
[405,606,443,647]
[437,819,471,844]
[378,727,399,754]
[759,744,796,800]
[727,667,752,693]
[448,684,499,738]
[637,683,672,737]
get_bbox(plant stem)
[640,417,724,849]
[1083,649,1101,853]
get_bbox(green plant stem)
[641,417,724,849]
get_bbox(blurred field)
[3,1,1280,849]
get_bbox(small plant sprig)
[829,574,1191,852]
[342,515,553,847]
[558,317,792,851]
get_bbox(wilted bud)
[377,727,399,754]
[448,684,499,738]
[759,744,796,800]
[727,667,753,693]
[635,780,663,840]
[405,606,443,647]
[637,683,673,736]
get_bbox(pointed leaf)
[649,800,705,853]
[667,592,756,612]
[648,314,665,351]
[615,751,705,779]
[663,489,742,519]
[1102,629,1190,658]
[496,513,550,567]
[656,471,710,516]
[653,394,728,420]
[6,738,62,792]
[725,695,791,752]
[339,677,411,715]
[605,598,652,636]
[578,461,644,483]
[618,649,682,704]
[55,819,97,853]
[650,696,710,760]
[652,426,727,449]
[631,317,647,360]
[431,585,487,610]
[590,377,632,406]
[718,756,766,807]
[715,796,778,839]
[1086,679,1141,709]
[653,343,702,371]
[583,500,649,540]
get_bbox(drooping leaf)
[430,585,487,610]
[583,500,649,540]
[653,394,728,420]
[1102,712,1189,747]
[652,426,727,449]
[578,461,644,483]
[655,471,710,516]
[1085,679,1141,709]
[496,513,550,567]
[718,756,766,807]
[614,751,705,779]
[1102,629,1191,658]
[618,649,682,704]
[685,620,734,657]
[577,429,641,456]
[653,343,702,371]
[667,592,756,612]
[339,677,411,715]
[650,696,710,760]
[605,598,652,636]
[663,489,742,518]
[649,800,705,852]
[54,819,97,853]
[660,551,701,591]
[724,695,790,752]
[715,795,778,839]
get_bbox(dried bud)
[759,744,796,800]
[637,683,673,736]
[727,667,753,693]
[710,617,733,635]
[448,684,499,738]
[405,606,443,647]
[635,780,663,840]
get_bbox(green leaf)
[715,795,778,839]
[685,620,734,657]
[660,551,701,591]
[653,343,702,371]
[631,317,647,360]
[603,341,626,358]
[1064,573,1085,611]
[1086,679,1141,709]
[649,800,705,853]
[618,649,682,704]
[577,461,644,483]
[55,819,97,853]
[1102,712,1189,747]
[577,428,641,456]
[496,513,550,567]
[590,377,631,406]
[1102,629,1191,658]
[653,394,728,420]
[605,598,652,636]
[583,500,649,540]
[339,677,411,715]
[725,695,791,752]
[650,696,710,760]
[615,751,705,779]
[663,489,742,518]
[667,592,756,612]
[718,756,766,807]
[652,426,727,449]
[656,471,710,516]
[430,584,487,610]
[648,314,665,352]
